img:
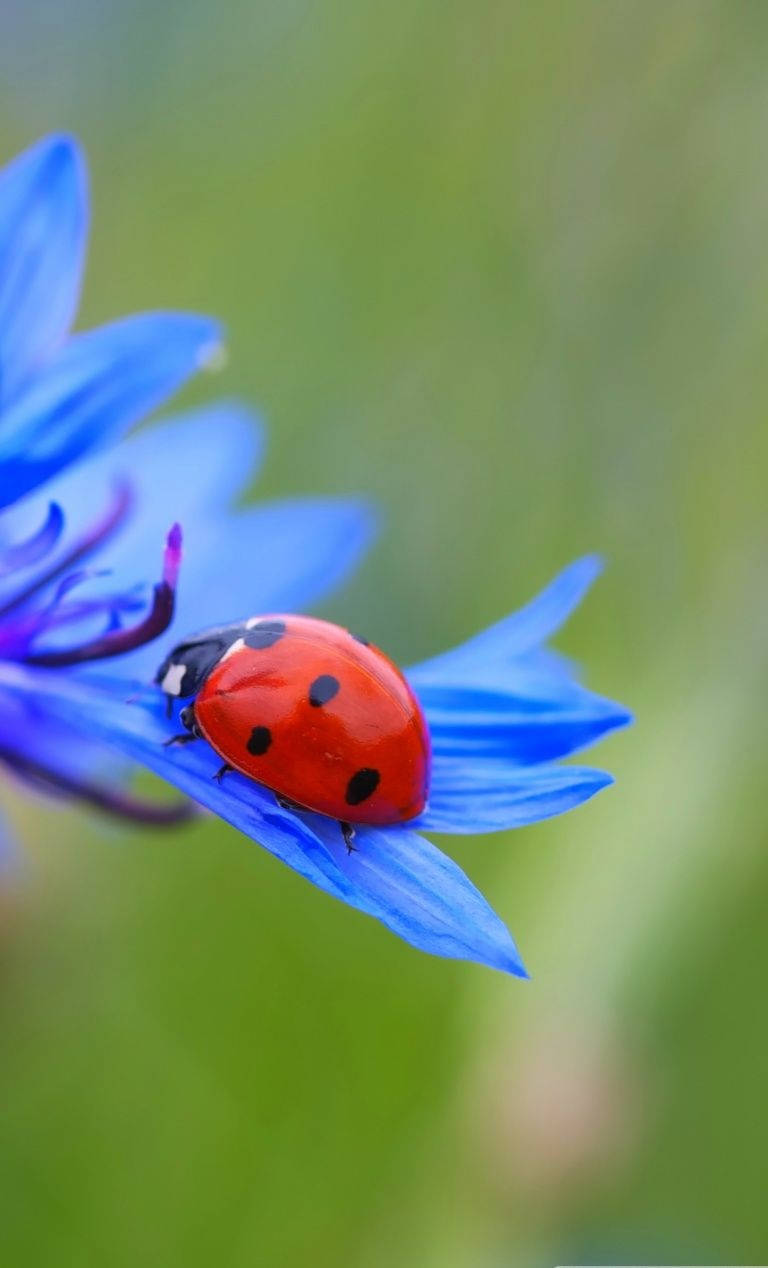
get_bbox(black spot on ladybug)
[246,726,272,756]
[244,620,286,650]
[345,767,380,805]
[308,674,340,707]
[350,632,370,646]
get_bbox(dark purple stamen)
[0,584,146,662]
[0,745,195,826]
[0,502,65,578]
[32,588,143,639]
[0,481,133,621]
[45,567,112,610]
[24,523,183,667]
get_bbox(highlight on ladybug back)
[156,614,431,851]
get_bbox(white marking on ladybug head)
[244,616,262,630]
[221,636,245,661]
[160,663,186,696]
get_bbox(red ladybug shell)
[194,614,431,825]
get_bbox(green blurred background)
[1,2,767,1263]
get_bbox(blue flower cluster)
[0,135,631,975]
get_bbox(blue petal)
[0,312,223,507]
[3,408,375,677]
[0,682,131,786]
[0,402,263,572]
[88,401,265,518]
[173,496,378,621]
[407,558,631,768]
[409,556,604,686]
[414,681,632,764]
[0,667,525,975]
[114,493,375,680]
[303,815,527,976]
[416,756,613,834]
[0,135,88,402]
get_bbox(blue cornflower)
[0,135,372,854]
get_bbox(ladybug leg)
[213,763,235,783]
[163,732,198,747]
[340,821,357,854]
[275,793,305,812]
[164,694,173,720]
[163,702,202,747]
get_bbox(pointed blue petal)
[0,134,88,402]
[406,559,631,768]
[416,756,613,833]
[0,312,223,507]
[409,556,603,686]
[415,680,632,764]
[0,667,525,975]
[303,814,528,976]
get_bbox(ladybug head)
[155,622,244,699]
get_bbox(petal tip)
[577,551,604,574]
[181,312,224,349]
[31,132,89,209]
[43,131,84,162]
[138,311,224,356]
[501,945,530,979]
[606,704,634,733]
[23,130,84,169]
[565,552,604,597]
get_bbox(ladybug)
[155,615,431,850]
